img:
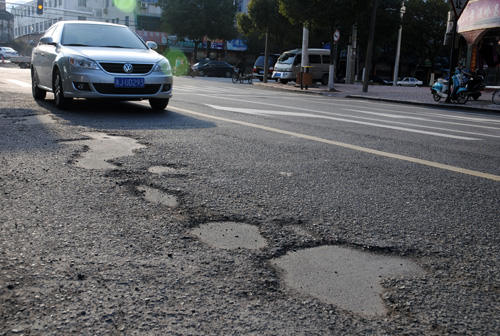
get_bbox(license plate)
[114,78,145,88]
[259,70,263,74]
[274,72,281,78]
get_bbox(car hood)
[64,47,163,63]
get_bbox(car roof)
[56,20,127,28]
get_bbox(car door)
[33,26,58,88]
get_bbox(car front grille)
[92,84,162,95]
[99,63,154,74]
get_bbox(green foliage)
[401,0,449,69]
[237,0,302,52]
[159,0,238,41]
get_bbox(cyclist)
[236,59,245,81]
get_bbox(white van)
[272,48,331,85]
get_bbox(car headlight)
[153,59,172,76]
[69,56,100,70]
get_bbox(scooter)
[464,69,486,101]
[430,78,450,102]
[431,70,468,104]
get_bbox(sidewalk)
[253,81,500,114]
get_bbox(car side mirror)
[40,36,56,46]
[146,41,157,50]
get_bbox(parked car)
[192,61,234,78]
[253,53,280,81]
[31,21,173,110]
[0,46,19,60]
[370,75,393,85]
[397,77,423,87]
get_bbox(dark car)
[193,61,234,78]
[370,75,393,85]
[253,53,280,81]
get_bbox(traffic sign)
[333,30,340,43]
[450,0,469,19]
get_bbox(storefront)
[458,0,500,86]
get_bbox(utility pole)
[362,0,379,92]
[346,25,357,84]
[263,27,269,83]
[393,1,405,86]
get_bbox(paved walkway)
[254,81,500,114]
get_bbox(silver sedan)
[31,21,173,110]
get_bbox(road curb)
[253,82,500,115]
[345,94,500,114]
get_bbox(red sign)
[136,30,168,45]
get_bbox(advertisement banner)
[227,39,247,51]
[458,0,500,32]
[136,30,168,45]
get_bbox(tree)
[159,0,238,61]
[236,0,301,52]
[277,0,364,88]
[401,0,449,78]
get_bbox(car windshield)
[61,24,147,49]
[4,47,15,52]
[255,56,277,67]
[277,53,296,65]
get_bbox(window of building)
[78,0,86,6]
[125,16,129,26]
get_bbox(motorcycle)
[430,77,450,102]
[464,69,486,101]
[430,69,469,104]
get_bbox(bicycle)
[492,88,500,105]
[232,70,253,84]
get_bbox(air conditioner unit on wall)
[140,2,148,9]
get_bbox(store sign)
[136,30,168,45]
[227,39,247,51]
[457,0,500,32]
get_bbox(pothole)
[137,185,178,208]
[271,245,424,316]
[148,166,179,174]
[65,132,146,170]
[191,222,268,250]
[16,114,57,125]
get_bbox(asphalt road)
[1,67,499,335]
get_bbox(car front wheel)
[31,68,46,100]
[149,98,169,111]
[53,69,72,110]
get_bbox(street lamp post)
[393,1,406,86]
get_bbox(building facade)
[458,0,500,86]
[10,0,248,59]
[0,1,14,44]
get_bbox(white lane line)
[196,96,487,141]
[203,102,481,141]
[169,105,500,181]
[6,79,31,88]
[197,94,500,139]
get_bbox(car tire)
[53,69,72,110]
[279,79,288,84]
[149,98,169,111]
[321,74,329,86]
[31,68,46,100]
[199,70,206,77]
[225,71,232,78]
